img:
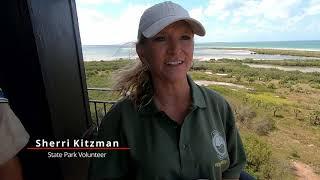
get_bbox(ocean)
[82,40,320,61]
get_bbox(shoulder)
[201,87,239,134]
[198,85,230,108]
[196,85,235,128]
[108,97,135,114]
[0,103,29,164]
[100,97,135,125]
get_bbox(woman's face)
[137,21,194,83]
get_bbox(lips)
[165,60,183,65]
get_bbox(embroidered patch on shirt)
[211,130,227,160]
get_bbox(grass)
[84,58,320,179]
[248,48,320,58]
[241,59,320,67]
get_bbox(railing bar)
[87,87,118,92]
[94,102,98,125]
[103,103,107,117]
[89,100,117,104]
[88,88,120,127]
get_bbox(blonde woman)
[89,1,246,180]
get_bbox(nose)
[167,38,180,55]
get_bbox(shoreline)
[207,47,320,52]
[83,48,320,61]
[207,48,320,58]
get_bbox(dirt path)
[292,161,320,180]
[194,80,254,90]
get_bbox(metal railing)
[88,88,118,126]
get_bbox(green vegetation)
[248,48,320,58]
[84,60,133,125]
[242,59,320,67]
[192,59,320,90]
[210,48,320,58]
[242,133,274,179]
[84,58,320,179]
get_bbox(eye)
[181,35,191,40]
[153,36,166,42]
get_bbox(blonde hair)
[112,56,153,109]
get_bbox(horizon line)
[82,39,320,46]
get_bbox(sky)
[75,0,320,45]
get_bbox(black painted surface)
[2,0,91,179]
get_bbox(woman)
[89,1,246,180]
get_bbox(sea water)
[82,40,320,61]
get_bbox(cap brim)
[142,16,206,38]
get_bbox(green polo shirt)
[89,77,246,180]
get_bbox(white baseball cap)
[138,1,206,40]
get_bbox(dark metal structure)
[88,88,117,126]
[2,0,91,179]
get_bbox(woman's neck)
[152,77,190,105]
[152,76,192,124]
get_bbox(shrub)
[309,111,320,126]
[191,63,209,70]
[267,83,276,89]
[253,116,276,136]
[235,75,241,82]
[235,105,256,126]
[86,71,96,77]
[310,83,320,89]
[242,134,275,179]
[218,67,226,73]
[247,77,255,83]
[290,149,300,159]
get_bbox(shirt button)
[183,144,189,150]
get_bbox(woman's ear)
[136,44,147,64]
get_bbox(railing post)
[94,102,98,125]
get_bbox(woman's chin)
[162,73,188,84]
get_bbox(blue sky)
[75,0,320,45]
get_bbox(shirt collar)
[187,75,206,109]
[138,75,207,115]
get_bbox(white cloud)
[77,4,148,44]
[76,0,319,43]
[204,0,304,32]
[190,7,204,22]
[306,5,320,15]
[204,0,240,19]
[230,16,241,25]
[305,0,320,16]
[203,0,299,21]
[205,26,252,42]
[258,0,300,20]
[285,14,306,29]
[284,0,320,30]
[304,20,320,32]
[236,0,302,20]
[218,11,231,21]
[233,0,260,18]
